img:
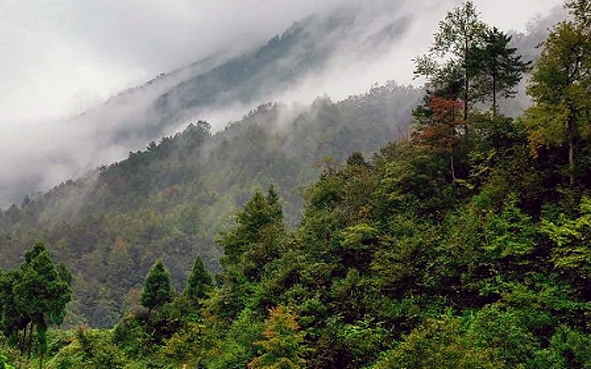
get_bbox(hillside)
[0,82,421,327]
[0,2,559,209]
[0,4,414,208]
[0,0,563,330]
[3,1,591,368]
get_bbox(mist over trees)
[3,1,591,368]
[0,82,421,328]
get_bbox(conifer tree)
[13,243,71,366]
[248,306,306,369]
[216,187,286,319]
[415,1,488,121]
[141,259,175,312]
[0,271,28,345]
[468,27,531,115]
[220,186,284,279]
[184,254,213,303]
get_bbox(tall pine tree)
[141,259,175,312]
[468,27,531,115]
[184,255,213,303]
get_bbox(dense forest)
[0,82,421,328]
[3,0,591,368]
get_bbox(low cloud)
[0,0,564,207]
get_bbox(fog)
[0,0,564,207]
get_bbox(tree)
[219,186,284,281]
[373,317,501,369]
[415,1,488,121]
[13,243,71,367]
[248,306,306,369]
[468,27,531,115]
[184,254,213,303]
[524,14,591,186]
[214,186,286,321]
[141,259,175,312]
[413,96,464,179]
[566,0,591,27]
[0,270,28,348]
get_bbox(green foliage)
[184,255,213,304]
[219,186,284,277]
[141,259,175,312]
[540,196,591,296]
[414,0,488,118]
[15,243,72,326]
[465,305,540,367]
[112,313,151,358]
[468,27,531,114]
[208,308,264,369]
[5,2,591,369]
[372,316,501,369]
[159,322,207,366]
[0,354,15,369]
[525,14,591,186]
[248,306,306,369]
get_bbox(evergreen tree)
[15,244,71,327]
[0,270,28,342]
[219,187,284,281]
[215,187,286,320]
[13,243,71,366]
[414,0,488,121]
[141,259,175,312]
[248,306,306,369]
[184,254,213,303]
[468,27,531,115]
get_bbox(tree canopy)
[141,259,175,312]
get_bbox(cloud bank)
[0,0,564,207]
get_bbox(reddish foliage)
[415,97,464,154]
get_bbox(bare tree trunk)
[569,136,575,187]
[27,323,34,358]
[21,327,27,356]
[568,113,576,187]
[464,38,470,127]
[492,72,497,117]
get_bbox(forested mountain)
[0,83,421,327]
[4,1,591,368]
[0,4,413,208]
[0,1,558,208]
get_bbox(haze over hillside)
[4,0,591,367]
[0,82,423,327]
[0,0,562,207]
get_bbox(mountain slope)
[0,83,421,327]
[0,5,414,208]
